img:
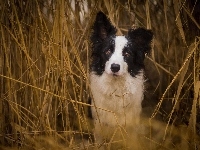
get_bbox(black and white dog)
[90,12,153,147]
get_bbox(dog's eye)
[123,52,130,57]
[105,49,112,55]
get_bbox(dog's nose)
[111,63,120,73]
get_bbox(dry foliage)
[0,0,199,149]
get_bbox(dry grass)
[0,0,199,149]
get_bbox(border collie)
[90,12,153,148]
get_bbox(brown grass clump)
[0,0,199,149]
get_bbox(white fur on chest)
[90,72,144,126]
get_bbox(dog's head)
[90,11,153,77]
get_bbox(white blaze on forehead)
[110,36,128,62]
[105,36,128,76]
[114,36,128,54]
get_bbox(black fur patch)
[124,28,153,76]
[90,12,117,75]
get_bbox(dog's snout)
[111,63,120,73]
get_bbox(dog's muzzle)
[111,63,120,73]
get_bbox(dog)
[89,11,153,149]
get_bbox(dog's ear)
[127,28,153,54]
[91,11,116,41]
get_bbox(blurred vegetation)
[0,0,199,149]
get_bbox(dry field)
[0,0,199,149]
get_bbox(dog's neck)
[90,71,144,96]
